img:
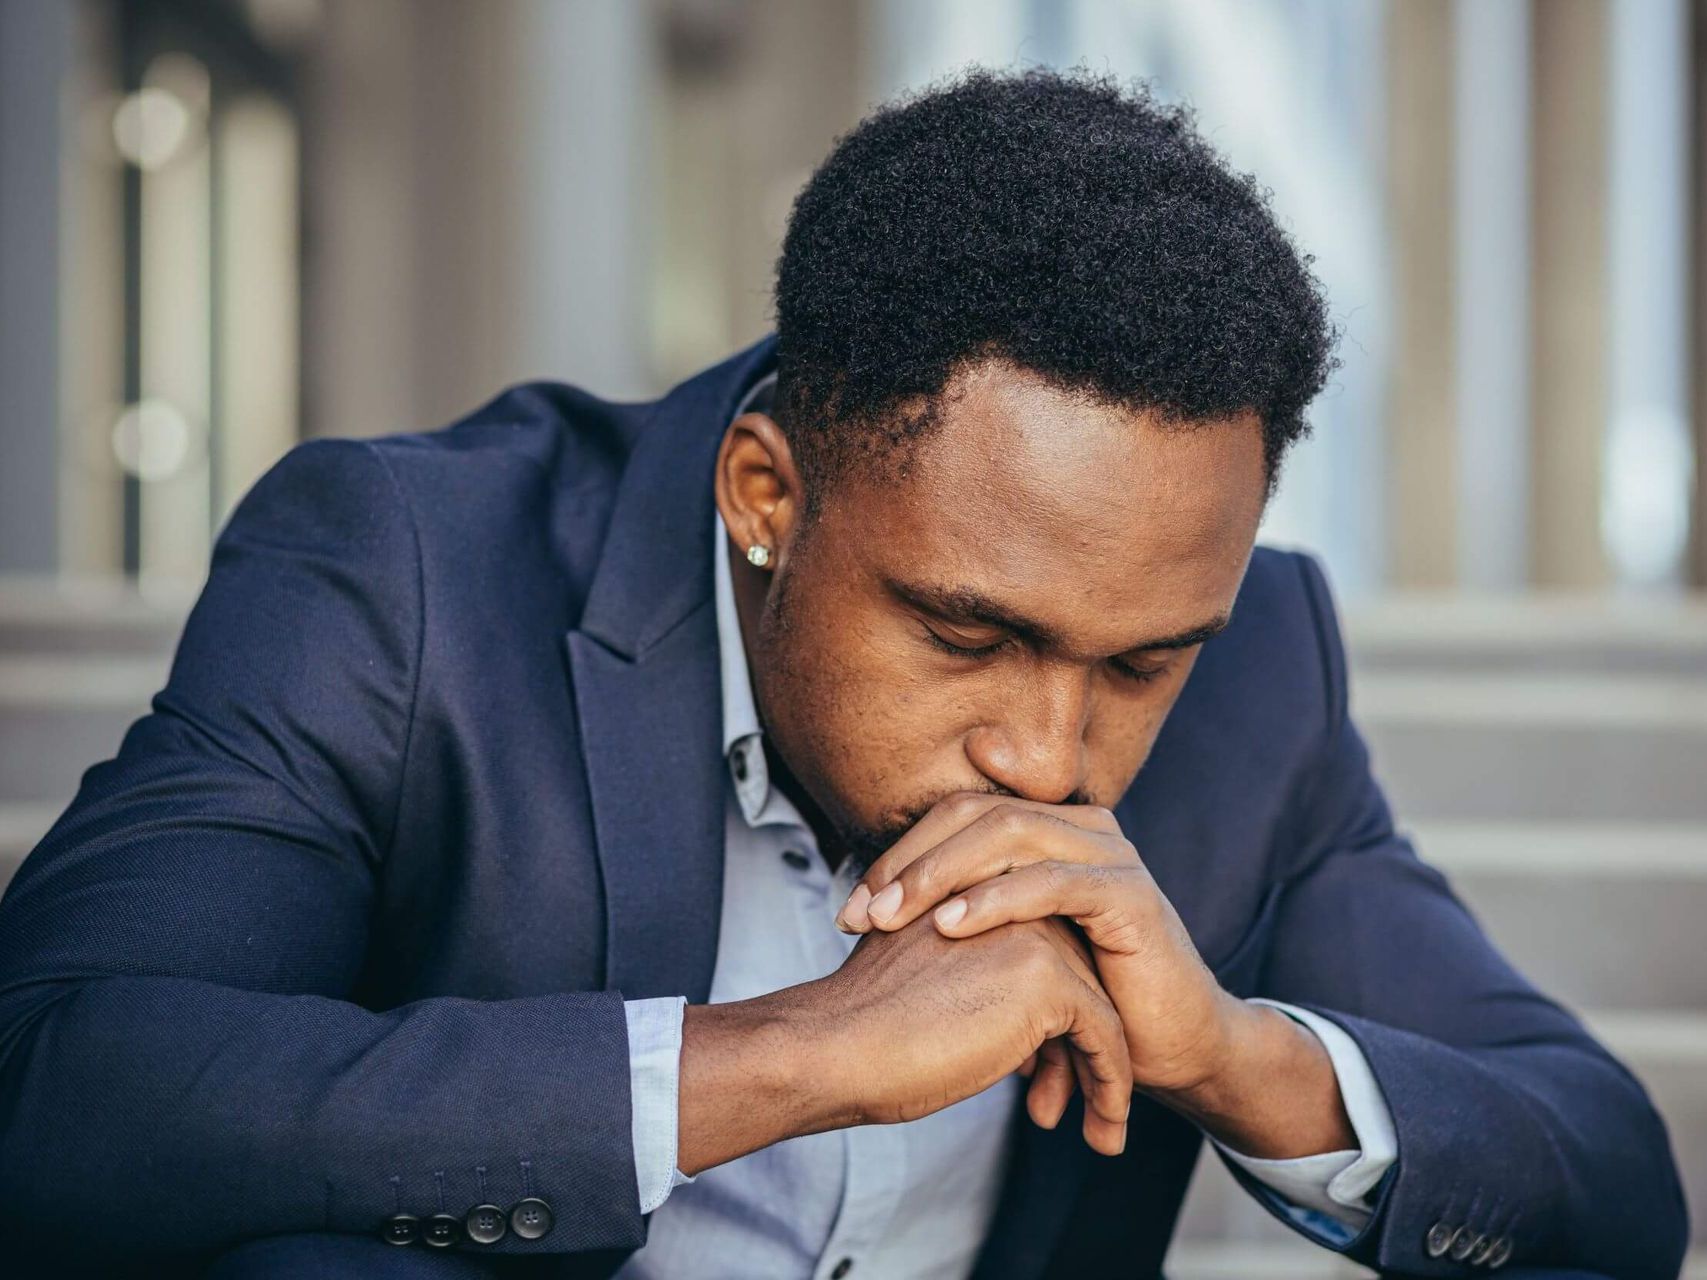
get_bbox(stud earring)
[746,544,772,568]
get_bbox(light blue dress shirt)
[614,375,1397,1277]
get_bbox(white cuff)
[1212,999,1398,1233]
[623,996,692,1214]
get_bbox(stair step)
[0,576,188,657]
[1164,1241,1707,1279]
[1412,823,1707,1009]
[0,800,58,890]
[0,654,163,802]
[1345,593,1707,680]
[1355,674,1707,822]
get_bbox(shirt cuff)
[1211,999,1399,1241]
[623,996,695,1214]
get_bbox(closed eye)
[923,625,1174,685]
[921,626,1009,659]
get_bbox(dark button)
[465,1203,507,1245]
[422,1213,462,1248]
[1449,1227,1477,1261]
[781,849,810,871]
[381,1213,419,1246]
[1425,1221,1455,1258]
[1468,1233,1495,1265]
[732,750,749,782]
[510,1196,554,1240]
[1486,1236,1513,1268]
[830,1260,853,1280]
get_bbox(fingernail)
[867,881,903,925]
[837,884,871,932]
[934,898,968,930]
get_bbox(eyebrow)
[884,576,1232,658]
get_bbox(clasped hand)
[834,791,1245,1156]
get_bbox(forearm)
[1150,995,1355,1159]
[0,977,643,1258]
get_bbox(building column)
[1530,0,1610,588]
[0,0,71,574]
[1385,0,1459,589]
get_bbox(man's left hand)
[837,792,1356,1159]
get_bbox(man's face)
[716,360,1269,868]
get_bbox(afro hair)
[772,67,1338,501]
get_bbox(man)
[0,70,1686,1279]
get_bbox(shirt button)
[781,849,810,871]
[422,1213,462,1247]
[381,1213,419,1245]
[732,750,749,782]
[830,1260,854,1279]
[465,1203,507,1244]
[509,1196,554,1240]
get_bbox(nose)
[963,663,1092,804]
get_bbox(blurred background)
[0,0,1703,1275]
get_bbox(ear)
[713,413,806,569]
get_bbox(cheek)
[759,590,969,811]
[1080,653,1202,796]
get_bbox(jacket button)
[1486,1236,1513,1268]
[1448,1227,1477,1261]
[422,1213,462,1248]
[465,1202,508,1244]
[1425,1221,1455,1257]
[1468,1233,1495,1265]
[510,1196,554,1240]
[381,1213,419,1246]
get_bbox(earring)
[746,544,772,568]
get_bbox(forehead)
[836,362,1267,642]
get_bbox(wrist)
[1151,998,1355,1159]
[1143,990,1261,1115]
[676,983,856,1175]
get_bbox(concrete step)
[1345,593,1707,680]
[0,576,188,657]
[1417,822,1707,1009]
[1163,1241,1707,1279]
[0,654,165,802]
[1164,1240,1373,1279]
[0,800,58,891]
[1355,673,1707,822]
[1174,1010,1707,1253]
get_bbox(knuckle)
[986,802,1031,839]
[1086,805,1120,833]
[1037,859,1073,895]
[906,855,938,896]
[944,791,991,825]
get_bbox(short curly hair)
[772,68,1337,504]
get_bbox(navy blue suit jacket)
[0,336,1687,1278]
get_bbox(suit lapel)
[565,335,778,1001]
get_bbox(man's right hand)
[675,915,1132,1176]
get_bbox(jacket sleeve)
[1230,552,1690,1279]
[0,441,645,1268]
